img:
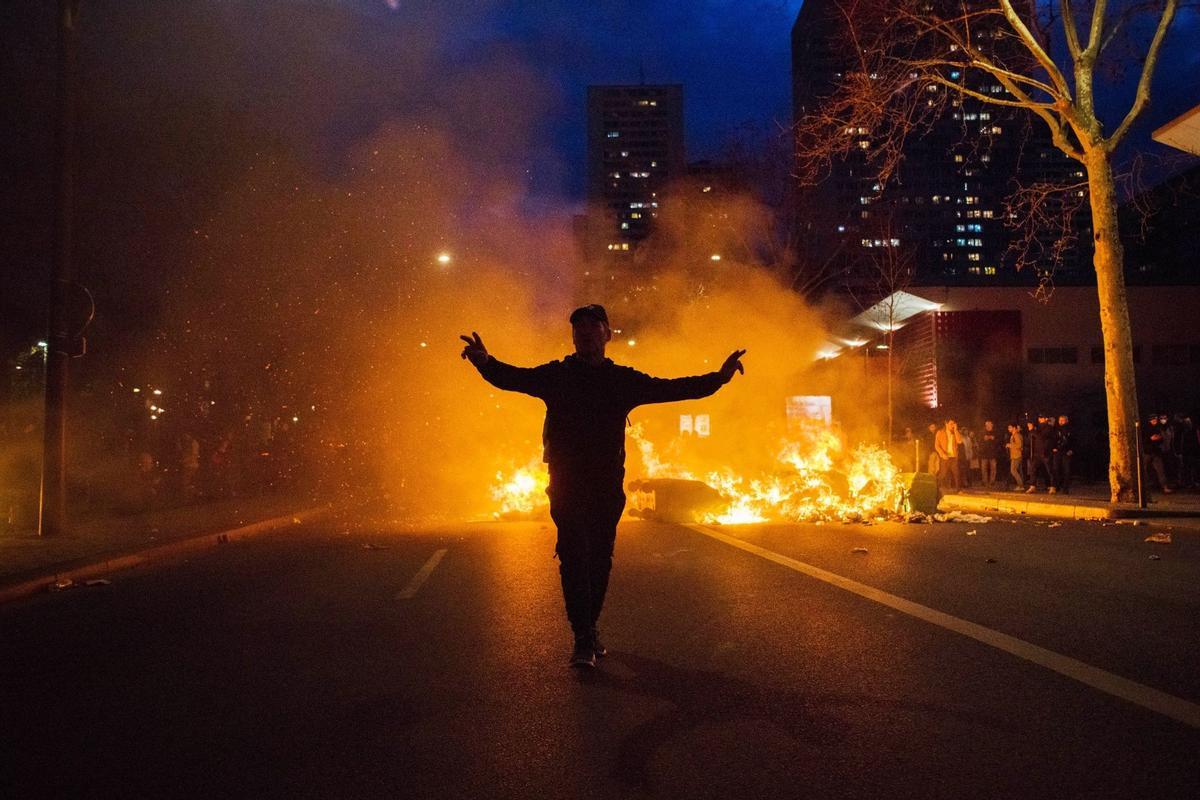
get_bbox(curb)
[940,493,1112,520]
[0,504,335,607]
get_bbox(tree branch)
[997,0,1074,97]
[1085,0,1111,57]
[1061,0,1084,58]
[1106,0,1178,150]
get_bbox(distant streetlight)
[436,252,452,265]
[710,254,721,262]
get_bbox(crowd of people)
[897,411,1200,497]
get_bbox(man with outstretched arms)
[461,304,745,668]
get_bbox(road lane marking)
[397,549,448,600]
[684,524,1200,730]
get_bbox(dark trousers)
[1053,452,1072,493]
[548,469,626,636]
[1027,456,1053,489]
[937,456,960,491]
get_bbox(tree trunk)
[1086,150,1140,503]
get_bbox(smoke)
[3,0,898,524]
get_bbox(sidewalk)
[941,482,1200,523]
[0,494,334,602]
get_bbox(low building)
[815,285,1200,438]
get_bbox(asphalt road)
[2,511,1198,799]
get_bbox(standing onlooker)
[960,427,976,488]
[926,422,940,475]
[1053,414,1075,494]
[1006,423,1024,490]
[1026,414,1055,493]
[1023,419,1036,489]
[979,420,999,488]
[935,418,962,491]
[1179,414,1199,489]
[1143,415,1172,493]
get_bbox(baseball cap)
[569,304,609,326]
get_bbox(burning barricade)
[489,419,942,524]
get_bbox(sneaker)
[591,628,607,659]
[569,635,596,669]
[1025,485,1036,494]
[1048,487,1057,495]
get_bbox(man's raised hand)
[459,332,490,367]
[718,349,747,383]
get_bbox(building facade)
[791,0,1091,290]
[584,84,686,261]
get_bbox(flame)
[490,461,549,518]
[491,420,905,525]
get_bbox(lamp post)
[39,0,81,536]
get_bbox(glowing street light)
[710,254,722,262]
[436,252,452,265]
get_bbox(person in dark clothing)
[1026,415,1055,493]
[461,304,746,668]
[1053,414,1075,494]
[979,420,999,488]
[1143,415,1172,493]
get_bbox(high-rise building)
[585,84,686,259]
[791,1,1090,290]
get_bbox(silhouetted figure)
[461,304,745,668]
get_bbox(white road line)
[396,549,448,600]
[684,523,1200,730]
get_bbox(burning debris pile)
[489,420,926,524]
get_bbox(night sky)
[1,0,1198,351]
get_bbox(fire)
[628,420,904,524]
[491,421,905,525]
[490,461,549,519]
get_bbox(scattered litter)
[84,579,111,587]
[361,543,392,551]
[903,512,931,524]
[933,511,993,524]
[1144,532,1173,544]
[292,517,302,524]
[851,547,869,554]
[1048,522,1063,528]
[1148,554,1161,561]
[985,557,998,564]
[49,578,75,592]
[1115,519,1146,526]
[966,530,977,536]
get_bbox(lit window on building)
[984,266,997,275]
[968,253,981,261]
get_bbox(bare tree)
[795,0,1182,501]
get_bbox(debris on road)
[934,511,993,524]
[1048,522,1062,528]
[49,578,75,592]
[1115,519,1146,526]
[966,530,977,536]
[84,579,111,587]
[985,557,998,564]
[1144,532,1173,544]
[851,547,869,554]
[292,517,302,524]
[1148,554,1162,561]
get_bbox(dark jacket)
[1054,425,1074,456]
[476,354,726,475]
